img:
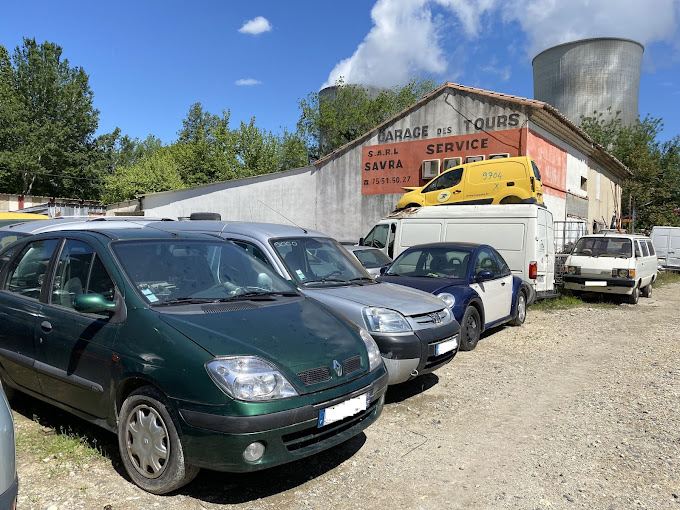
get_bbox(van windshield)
[272,237,373,286]
[572,237,632,258]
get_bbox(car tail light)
[529,261,537,279]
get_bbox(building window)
[489,153,509,159]
[465,155,485,163]
[442,157,462,171]
[580,176,587,191]
[422,159,440,179]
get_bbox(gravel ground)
[12,282,680,510]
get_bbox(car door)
[468,247,510,325]
[422,168,464,205]
[34,238,121,418]
[0,238,60,393]
[489,248,513,318]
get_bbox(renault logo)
[333,360,343,377]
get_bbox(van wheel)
[509,291,527,326]
[641,283,653,298]
[627,286,640,304]
[459,306,481,351]
[500,196,523,204]
[118,386,200,494]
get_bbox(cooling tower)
[532,38,644,127]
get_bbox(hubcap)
[466,314,478,341]
[125,404,169,479]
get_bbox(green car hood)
[157,299,368,391]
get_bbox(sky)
[2,0,680,144]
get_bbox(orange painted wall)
[526,130,567,199]
[361,129,522,195]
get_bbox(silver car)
[146,221,461,385]
[344,245,393,277]
[0,383,17,510]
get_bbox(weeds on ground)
[655,270,680,287]
[532,288,618,312]
[15,415,106,477]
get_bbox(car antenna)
[257,200,307,234]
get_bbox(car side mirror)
[73,293,117,314]
[475,270,494,281]
[379,266,388,275]
[359,237,365,246]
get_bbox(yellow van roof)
[0,212,49,219]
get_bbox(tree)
[0,38,107,199]
[581,110,680,230]
[101,147,185,204]
[297,77,438,159]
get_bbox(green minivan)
[0,229,387,494]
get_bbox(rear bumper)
[0,474,18,510]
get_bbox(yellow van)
[395,156,543,210]
[0,211,49,228]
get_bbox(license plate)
[318,393,368,427]
[435,337,458,356]
[585,281,607,287]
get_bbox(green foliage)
[581,110,680,230]
[0,38,111,199]
[101,147,184,203]
[297,77,438,159]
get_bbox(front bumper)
[371,319,460,384]
[177,368,388,472]
[563,276,635,295]
[0,474,18,510]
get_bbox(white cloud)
[238,16,272,35]
[323,0,680,88]
[235,78,262,86]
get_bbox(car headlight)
[362,307,412,333]
[359,328,383,371]
[206,357,298,401]
[437,292,455,308]
[567,265,580,275]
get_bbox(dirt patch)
[13,283,680,509]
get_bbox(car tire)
[641,283,653,298]
[459,306,481,351]
[627,285,640,305]
[509,291,527,326]
[118,386,200,494]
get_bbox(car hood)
[158,299,366,390]
[303,281,447,315]
[378,275,467,296]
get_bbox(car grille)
[296,355,364,386]
[411,310,448,325]
[282,399,379,452]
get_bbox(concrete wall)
[142,166,318,228]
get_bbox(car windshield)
[271,237,372,286]
[113,239,296,305]
[387,246,472,279]
[351,248,392,269]
[572,237,632,258]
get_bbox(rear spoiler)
[401,187,418,192]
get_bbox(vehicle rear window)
[531,161,542,181]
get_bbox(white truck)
[650,226,680,270]
[360,204,556,301]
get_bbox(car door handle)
[40,321,52,332]
[501,281,506,286]
[452,190,461,194]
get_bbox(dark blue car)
[378,242,530,351]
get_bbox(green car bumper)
[176,368,388,472]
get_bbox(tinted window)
[387,246,471,279]
[473,248,501,275]
[231,240,273,268]
[423,168,463,193]
[490,248,511,276]
[52,239,95,308]
[352,248,392,269]
[4,239,59,300]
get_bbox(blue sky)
[2,0,679,144]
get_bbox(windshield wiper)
[348,277,375,285]
[154,297,219,306]
[303,278,347,285]
[219,291,299,301]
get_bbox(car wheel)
[459,306,481,351]
[641,283,653,298]
[509,291,527,326]
[118,386,200,494]
[627,285,640,304]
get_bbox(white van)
[650,226,680,270]
[360,204,555,301]
[562,233,657,304]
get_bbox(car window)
[387,247,470,278]
[423,168,463,193]
[0,231,29,251]
[640,240,650,257]
[531,161,542,181]
[352,248,392,269]
[0,245,17,275]
[572,237,632,258]
[363,224,388,249]
[473,248,500,275]
[3,239,59,300]
[634,241,641,258]
[231,240,273,268]
[489,248,511,276]
[646,241,655,256]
